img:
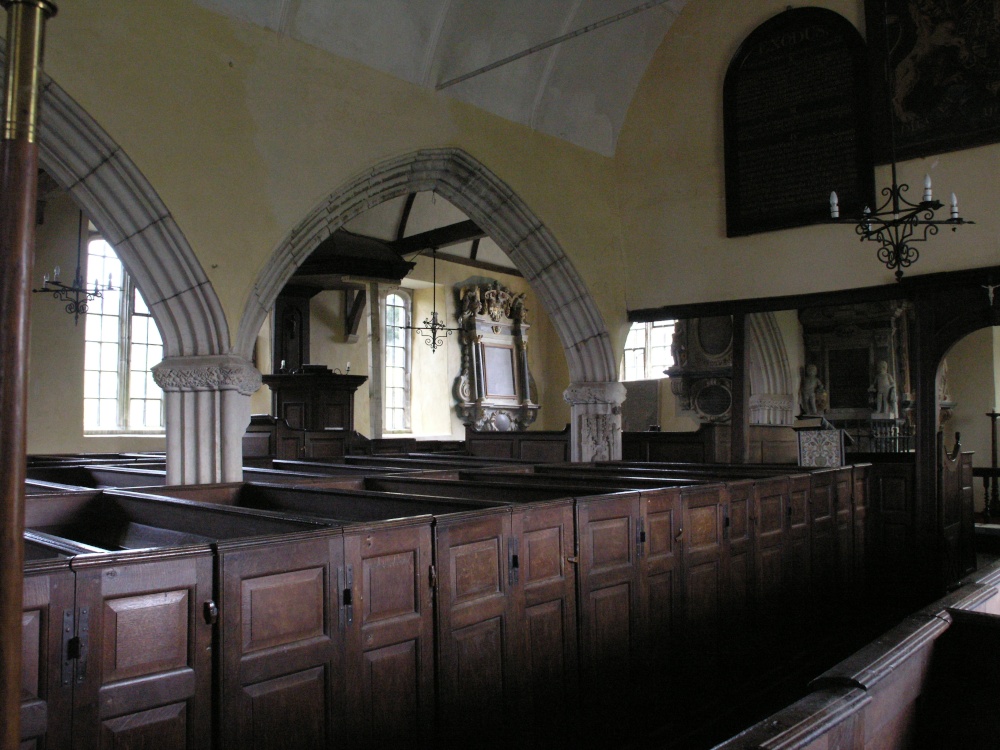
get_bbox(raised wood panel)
[282,403,306,431]
[219,533,342,750]
[785,476,812,604]
[240,568,325,653]
[834,468,855,591]
[682,485,726,644]
[451,539,502,603]
[434,510,515,745]
[242,667,328,750]
[754,478,790,612]
[102,590,189,683]
[576,494,641,698]
[361,642,419,744]
[641,489,682,669]
[809,471,839,596]
[587,584,633,681]
[72,551,213,750]
[276,435,303,460]
[589,518,632,573]
[343,521,434,748]
[511,500,578,732]
[687,562,721,628]
[304,434,347,459]
[725,481,753,625]
[99,702,187,750]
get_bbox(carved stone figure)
[800,363,826,415]
[870,359,897,418]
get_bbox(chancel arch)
[12,47,251,484]
[236,148,621,461]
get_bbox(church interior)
[6,0,1000,748]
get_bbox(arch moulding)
[21,50,251,484]
[235,148,621,460]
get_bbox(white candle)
[923,174,933,203]
[829,191,839,219]
[950,192,959,219]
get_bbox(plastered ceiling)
[194,0,688,156]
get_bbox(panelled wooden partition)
[18,459,876,749]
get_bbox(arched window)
[384,291,412,432]
[622,319,675,382]
[83,236,164,433]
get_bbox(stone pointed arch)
[16,47,252,484]
[33,75,229,357]
[235,148,620,459]
[747,312,794,425]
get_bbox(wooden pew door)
[680,484,728,654]
[639,488,682,671]
[70,548,214,750]
[433,507,518,747]
[341,518,435,749]
[217,531,344,750]
[575,492,642,698]
[509,499,579,739]
[22,560,75,750]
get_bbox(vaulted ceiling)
[194,0,689,156]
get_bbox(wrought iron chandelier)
[396,248,461,353]
[829,1,973,281]
[32,210,113,325]
[829,166,972,282]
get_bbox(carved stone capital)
[563,381,627,408]
[152,355,262,396]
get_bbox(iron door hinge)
[61,609,75,686]
[508,538,520,586]
[636,517,647,559]
[338,565,354,629]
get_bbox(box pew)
[433,498,578,748]
[266,459,420,477]
[21,494,243,749]
[344,454,533,470]
[454,467,707,490]
[25,464,168,489]
[24,490,342,749]
[125,482,506,523]
[360,475,634,504]
[21,533,86,748]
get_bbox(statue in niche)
[870,360,897,419]
[800,364,826,416]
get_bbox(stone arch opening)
[235,148,621,460]
[18,51,247,483]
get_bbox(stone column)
[152,355,262,484]
[564,381,627,462]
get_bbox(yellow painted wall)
[615,0,1000,311]
[41,0,627,357]
[27,191,166,454]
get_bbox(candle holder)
[32,210,114,325]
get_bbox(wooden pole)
[0,2,56,748]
